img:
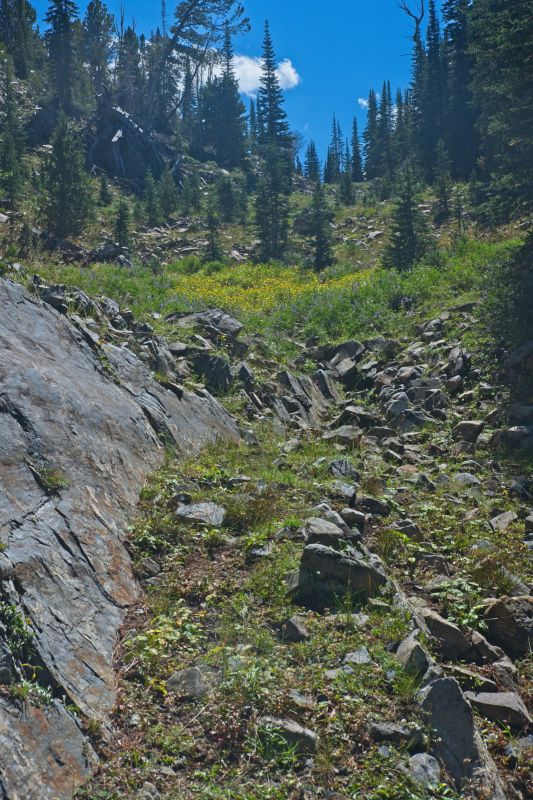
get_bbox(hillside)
[1,0,533,797]
[1,185,532,799]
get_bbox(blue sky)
[34,0,439,159]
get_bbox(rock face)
[482,596,533,659]
[419,678,507,798]
[0,279,239,798]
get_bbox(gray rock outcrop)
[0,278,239,798]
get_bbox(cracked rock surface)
[0,278,239,798]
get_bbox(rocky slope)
[70,289,531,799]
[0,278,239,799]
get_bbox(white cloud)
[358,97,369,109]
[276,59,301,91]
[232,55,301,97]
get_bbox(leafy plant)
[0,601,33,659]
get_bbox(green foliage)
[204,199,222,262]
[481,233,533,359]
[44,0,80,110]
[114,197,131,249]
[0,602,33,659]
[181,169,202,215]
[382,168,429,272]
[143,169,162,227]
[9,679,54,706]
[248,724,300,770]
[430,577,487,630]
[0,55,26,210]
[98,173,111,205]
[125,601,206,679]
[43,111,92,239]
[36,465,69,494]
[158,165,179,219]
[309,180,333,271]
[469,0,533,220]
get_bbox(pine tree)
[255,143,289,262]
[204,198,221,262]
[363,89,380,180]
[383,167,428,272]
[351,117,364,182]
[216,175,237,223]
[248,99,257,148]
[0,55,25,210]
[158,164,179,219]
[304,141,321,183]
[256,20,292,173]
[469,0,533,220]
[377,80,394,178]
[143,170,162,227]
[339,172,354,206]
[324,115,343,183]
[419,0,445,181]
[197,25,246,168]
[99,173,111,205]
[114,197,131,248]
[442,0,477,179]
[180,56,196,142]
[44,0,80,111]
[433,138,452,225]
[0,0,39,78]
[44,111,92,239]
[115,26,145,116]
[83,0,114,94]
[393,88,410,167]
[181,170,202,215]
[309,180,333,271]
[254,22,291,261]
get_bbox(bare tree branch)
[398,0,425,39]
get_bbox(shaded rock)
[452,420,485,443]
[396,632,432,677]
[329,458,360,480]
[258,717,317,754]
[419,608,472,661]
[489,511,518,532]
[176,502,226,526]
[293,544,388,609]
[304,517,356,548]
[367,426,396,440]
[352,496,390,517]
[418,678,506,797]
[343,647,372,665]
[191,352,232,394]
[322,426,362,447]
[312,369,343,404]
[369,720,423,751]
[464,691,532,730]
[167,308,243,338]
[167,666,211,698]
[334,358,360,390]
[454,472,481,486]
[333,405,382,430]
[339,508,367,530]
[408,753,441,787]
[281,615,310,643]
[393,519,421,539]
[482,596,533,659]
[444,665,497,693]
